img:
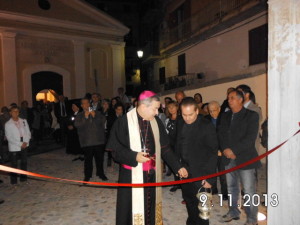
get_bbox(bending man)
[107,90,188,225]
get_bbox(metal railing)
[149,73,204,93]
[160,0,260,49]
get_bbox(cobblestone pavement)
[0,148,267,225]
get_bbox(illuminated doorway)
[36,89,57,103]
[31,71,63,105]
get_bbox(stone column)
[1,32,18,105]
[73,40,86,98]
[111,43,125,96]
[268,0,300,224]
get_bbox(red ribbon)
[0,128,299,187]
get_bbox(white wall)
[154,12,268,82]
[267,0,300,223]
[154,12,269,162]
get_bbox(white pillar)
[111,44,125,96]
[73,40,86,98]
[268,0,300,224]
[1,32,18,105]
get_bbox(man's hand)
[178,167,188,178]
[202,180,212,188]
[21,142,27,149]
[72,104,79,113]
[90,111,96,118]
[84,111,90,118]
[223,148,236,159]
[136,152,150,163]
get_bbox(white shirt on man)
[244,100,251,109]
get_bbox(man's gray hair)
[138,95,160,107]
[208,101,220,109]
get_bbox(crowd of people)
[0,87,137,202]
[0,84,265,225]
[106,84,263,225]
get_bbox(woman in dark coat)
[66,103,83,157]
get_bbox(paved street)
[0,148,267,225]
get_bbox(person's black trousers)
[10,149,28,184]
[181,182,209,225]
[83,145,105,179]
[58,117,68,145]
[218,156,228,195]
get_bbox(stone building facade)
[0,0,128,106]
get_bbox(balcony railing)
[160,0,261,50]
[149,73,204,93]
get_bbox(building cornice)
[0,26,126,46]
[67,0,129,32]
[0,11,129,38]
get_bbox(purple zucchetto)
[138,90,157,101]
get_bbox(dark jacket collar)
[229,107,247,119]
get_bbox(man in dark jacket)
[91,93,102,111]
[54,95,71,144]
[75,98,108,181]
[218,89,261,225]
[19,100,34,129]
[176,97,218,225]
[107,103,124,135]
[205,101,228,200]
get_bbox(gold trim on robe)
[127,108,163,225]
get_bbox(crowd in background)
[0,84,267,223]
[0,84,265,168]
[0,87,137,184]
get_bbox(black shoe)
[170,186,178,192]
[72,157,81,161]
[0,199,4,204]
[221,214,240,222]
[99,175,108,181]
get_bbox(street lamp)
[137,50,144,87]
[137,50,143,58]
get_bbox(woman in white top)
[5,106,31,184]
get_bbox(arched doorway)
[31,71,63,105]
[23,64,71,106]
